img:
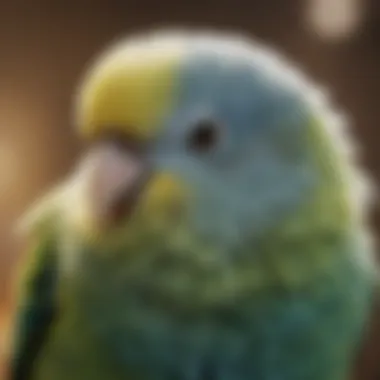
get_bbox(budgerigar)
[8,30,378,380]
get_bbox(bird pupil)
[188,120,218,152]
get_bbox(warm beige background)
[0,0,379,379]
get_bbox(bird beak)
[73,141,150,229]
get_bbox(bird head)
[66,31,369,262]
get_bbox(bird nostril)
[95,128,146,156]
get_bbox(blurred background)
[0,0,379,378]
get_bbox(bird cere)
[8,30,377,380]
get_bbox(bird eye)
[187,119,220,153]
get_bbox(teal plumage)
[8,31,377,380]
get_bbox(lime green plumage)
[11,206,374,380]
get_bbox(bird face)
[70,32,340,253]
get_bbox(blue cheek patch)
[150,50,319,247]
[154,48,311,161]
